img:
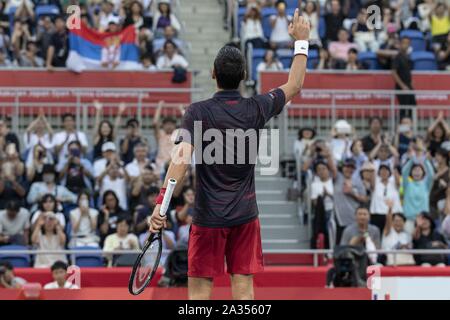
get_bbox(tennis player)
[149,6,310,300]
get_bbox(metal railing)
[1,249,450,267]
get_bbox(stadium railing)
[1,249,450,267]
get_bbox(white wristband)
[294,40,309,57]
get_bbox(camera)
[70,149,81,158]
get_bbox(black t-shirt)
[392,53,412,87]
[49,30,69,67]
[5,132,20,153]
[65,161,86,194]
[176,89,286,227]
[413,230,447,265]
[361,135,377,153]
[325,12,344,42]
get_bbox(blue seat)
[72,246,103,267]
[284,0,299,9]
[251,48,267,81]
[277,49,293,68]
[319,15,326,39]
[237,7,247,37]
[261,8,277,39]
[358,51,379,70]
[0,245,31,267]
[35,4,60,19]
[410,51,437,70]
[400,29,426,51]
[307,49,319,69]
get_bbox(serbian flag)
[66,22,140,72]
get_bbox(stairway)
[178,0,230,101]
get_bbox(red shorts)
[187,218,264,278]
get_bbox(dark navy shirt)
[176,89,286,227]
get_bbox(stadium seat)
[400,29,426,51]
[261,8,277,39]
[284,0,299,9]
[251,48,267,81]
[72,246,103,267]
[237,7,247,37]
[0,245,31,267]
[358,51,379,70]
[277,49,293,69]
[410,51,438,70]
[35,4,60,19]
[318,16,326,39]
[307,49,319,69]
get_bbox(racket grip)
[159,178,177,217]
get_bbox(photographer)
[26,143,54,183]
[53,113,88,164]
[0,143,27,209]
[0,261,26,289]
[0,200,30,246]
[56,140,93,194]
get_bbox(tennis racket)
[128,178,177,295]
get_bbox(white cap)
[334,120,352,135]
[102,142,117,152]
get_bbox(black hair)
[68,140,82,149]
[162,116,177,125]
[126,118,139,127]
[313,160,329,173]
[102,190,120,209]
[141,52,155,64]
[61,113,75,122]
[117,215,132,226]
[298,127,316,140]
[393,213,406,222]
[51,260,68,272]
[5,200,20,212]
[163,39,178,51]
[275,0,286,7]
[38,193,57,212]
[410,163,425,179]
[436,148,450,164]
[77,190,91,205]
[369,116,382,127]
[0,261,13,271]
[355,206,370,214]
[145,186,160,198]
[213,46,246,90]
[98,120,114,141]
[348,48,358,55]
[42,164,56,175]
[158,0,171,15]
[378,164,392,176]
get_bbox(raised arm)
[278,7,310,103]
[153,100,164,143]
[92,100,103,144]
[113,102,126,140]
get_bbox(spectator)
[437,32,450,70]
[426,111,450,157]
[402,156,434,231]
[392,36,416,119]
[256,49,284,72]
[36,16,55,60]
[43,261,79,289]
[269,0,292,49]
[125,142,152,179]
[93,142,121,180]
[26,143,55,183]
[324,0,345,42]
[351,8,379,53]
[0,200,30,246]
[316,47,331,69]
[69,191,99,247]
[330,119,353,163]
[362,117,384,154]
[53,113,89,164]
[134,186,159,235]
[138,26,154,57]
[32,211,67,268]
[0,143,27,209]
[430,2,450,50]
[293,127,315,165]
[369,164,403,233]
[23,109,54,154]
[346,139,368,175]
[340,206,381,264]
[120,118,148,165]
[152,0,181,38]
[92,100,126,161]
[413,212,448,266]
[345,48,367,70]
[394,117,415,158]
[103,216,139,267]
[141,52,157,70]
[328,29,358,69]
[302,0,321,48]
[18,41,44,67]
[130,165,159,210]
[27,164,77,209]
[359,161,375,198]
[430,148,450,219]
[11,21,31,62]
[369,140,399,172]
[30,193,65,234]
[153,101,179,173]
[0,116,20,154]
[442,185,450,240]
[241,4,266,49]
[0,50,11,67]
[156,40,189,69]
[153,25,184,56]
[95,0,119,32]
[176,186,195,228]
[98,161,128,211]
[46,16,69,70]
[382,200,415,266]
[98,190,127,244]
[0,261,26,288]
[333,159,368,244]
[123,0,147,29]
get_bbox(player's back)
[177,89,286,227]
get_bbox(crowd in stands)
[0,101,194,273]
[237,0,450,75]
[295,113,450,266]
[0,0,189,71]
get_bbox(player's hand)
[148,204,167,233]
[288,7,310,41]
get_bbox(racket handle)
[159,178,177,217]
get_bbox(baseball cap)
[102,142,117,153]
[342,158,356,169]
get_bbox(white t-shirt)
[241,19,264,42]
[93,158,108,178]
[311,178,334,211]
[125,159,149,178]
[156,54,189,69]
[0,208,30,236]
[43,281,79,290]
[70,208,99,237]
[270,15,292,43]
[103,233,139,251]
[256,61,284,72]
[331,138,352,163]
[382,228,415,265]
[53,131,88,163]
[23,132,54,151]
[370,177,403,215]
[100,176,128,210]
